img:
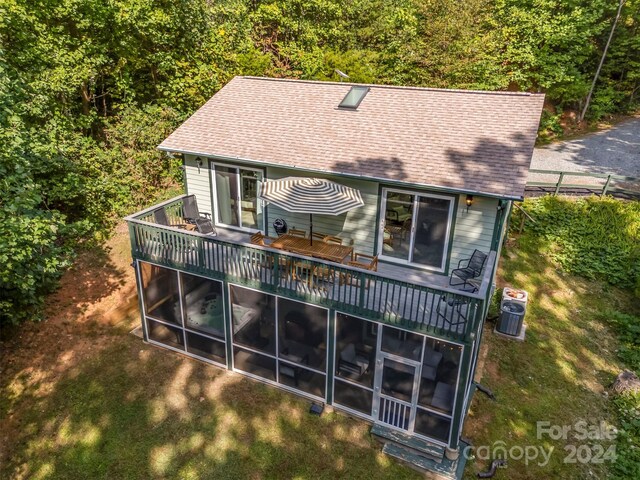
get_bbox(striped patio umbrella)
[259,177,364,244]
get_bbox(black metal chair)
[183,195,212,224]
[449,249,487,292]
[153,207,188,229]
[437,294,469,330]
[195,218,217,236]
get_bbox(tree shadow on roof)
[332,156,408,182]
[443,133,531,196]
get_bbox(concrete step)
[371,424,445,461]
[382,443,465,480]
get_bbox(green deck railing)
[126,196,495,341]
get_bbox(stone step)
[382,443,461,480]
[371,424,445,461]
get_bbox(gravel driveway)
[528,117,640,193]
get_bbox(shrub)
[514,196,640,290]
[611,391,640,479]
[537,109,564,143]
[605,311,640,371]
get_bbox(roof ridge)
[237,76,543,98]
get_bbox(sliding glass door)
[379,188,454,272]
[212,163,263,231]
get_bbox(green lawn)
[2,340,425,479]
[462,230,639,479]
[1,220,637,479]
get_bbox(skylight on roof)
[338,86,370,109]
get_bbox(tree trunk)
[81,81,91,116]
[579,0,626,122]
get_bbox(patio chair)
[194,218,217,236]
[250,232,275,246]
[183,194,212,224]
[337,343,370,378]
[324,235,343,245]
[348,253,379,272]
[288,246,313,281]
[385,205,413,224]
[449,249,487,292]
[311,231,329,242]
[288,228,307,238]
[341,253,379,287]
[437,294,469,329]
[153,207,188,229]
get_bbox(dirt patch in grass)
[0,223,140,471]
[0,224,419,480]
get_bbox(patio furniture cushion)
[421,348,443,381]
[431,382,455,412]
[279,364,297,385]
[340,343,369,375]
[387,206,413,223]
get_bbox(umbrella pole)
[309,213,313,245]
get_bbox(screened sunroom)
[138,260,472,447]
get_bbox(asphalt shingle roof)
[159,76,545,199]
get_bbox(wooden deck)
[126,195,495,341]
[214,227,451,289]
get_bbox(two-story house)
[126,77,544,477]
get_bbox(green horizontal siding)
[182,157,499,272]
[184,154,213,217]
[449,195,497,274]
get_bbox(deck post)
[602,174,612,196]
[132,259,148,342]
[222,280,234,370]
[448,336,475,451]
[554,172,565,195]
[127,222,149,342]
[326,309,336,405]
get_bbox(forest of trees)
[1,0,639,324]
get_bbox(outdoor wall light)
[195,156,203,173]
[465,194,474,212]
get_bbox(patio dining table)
[270,234,354,264]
